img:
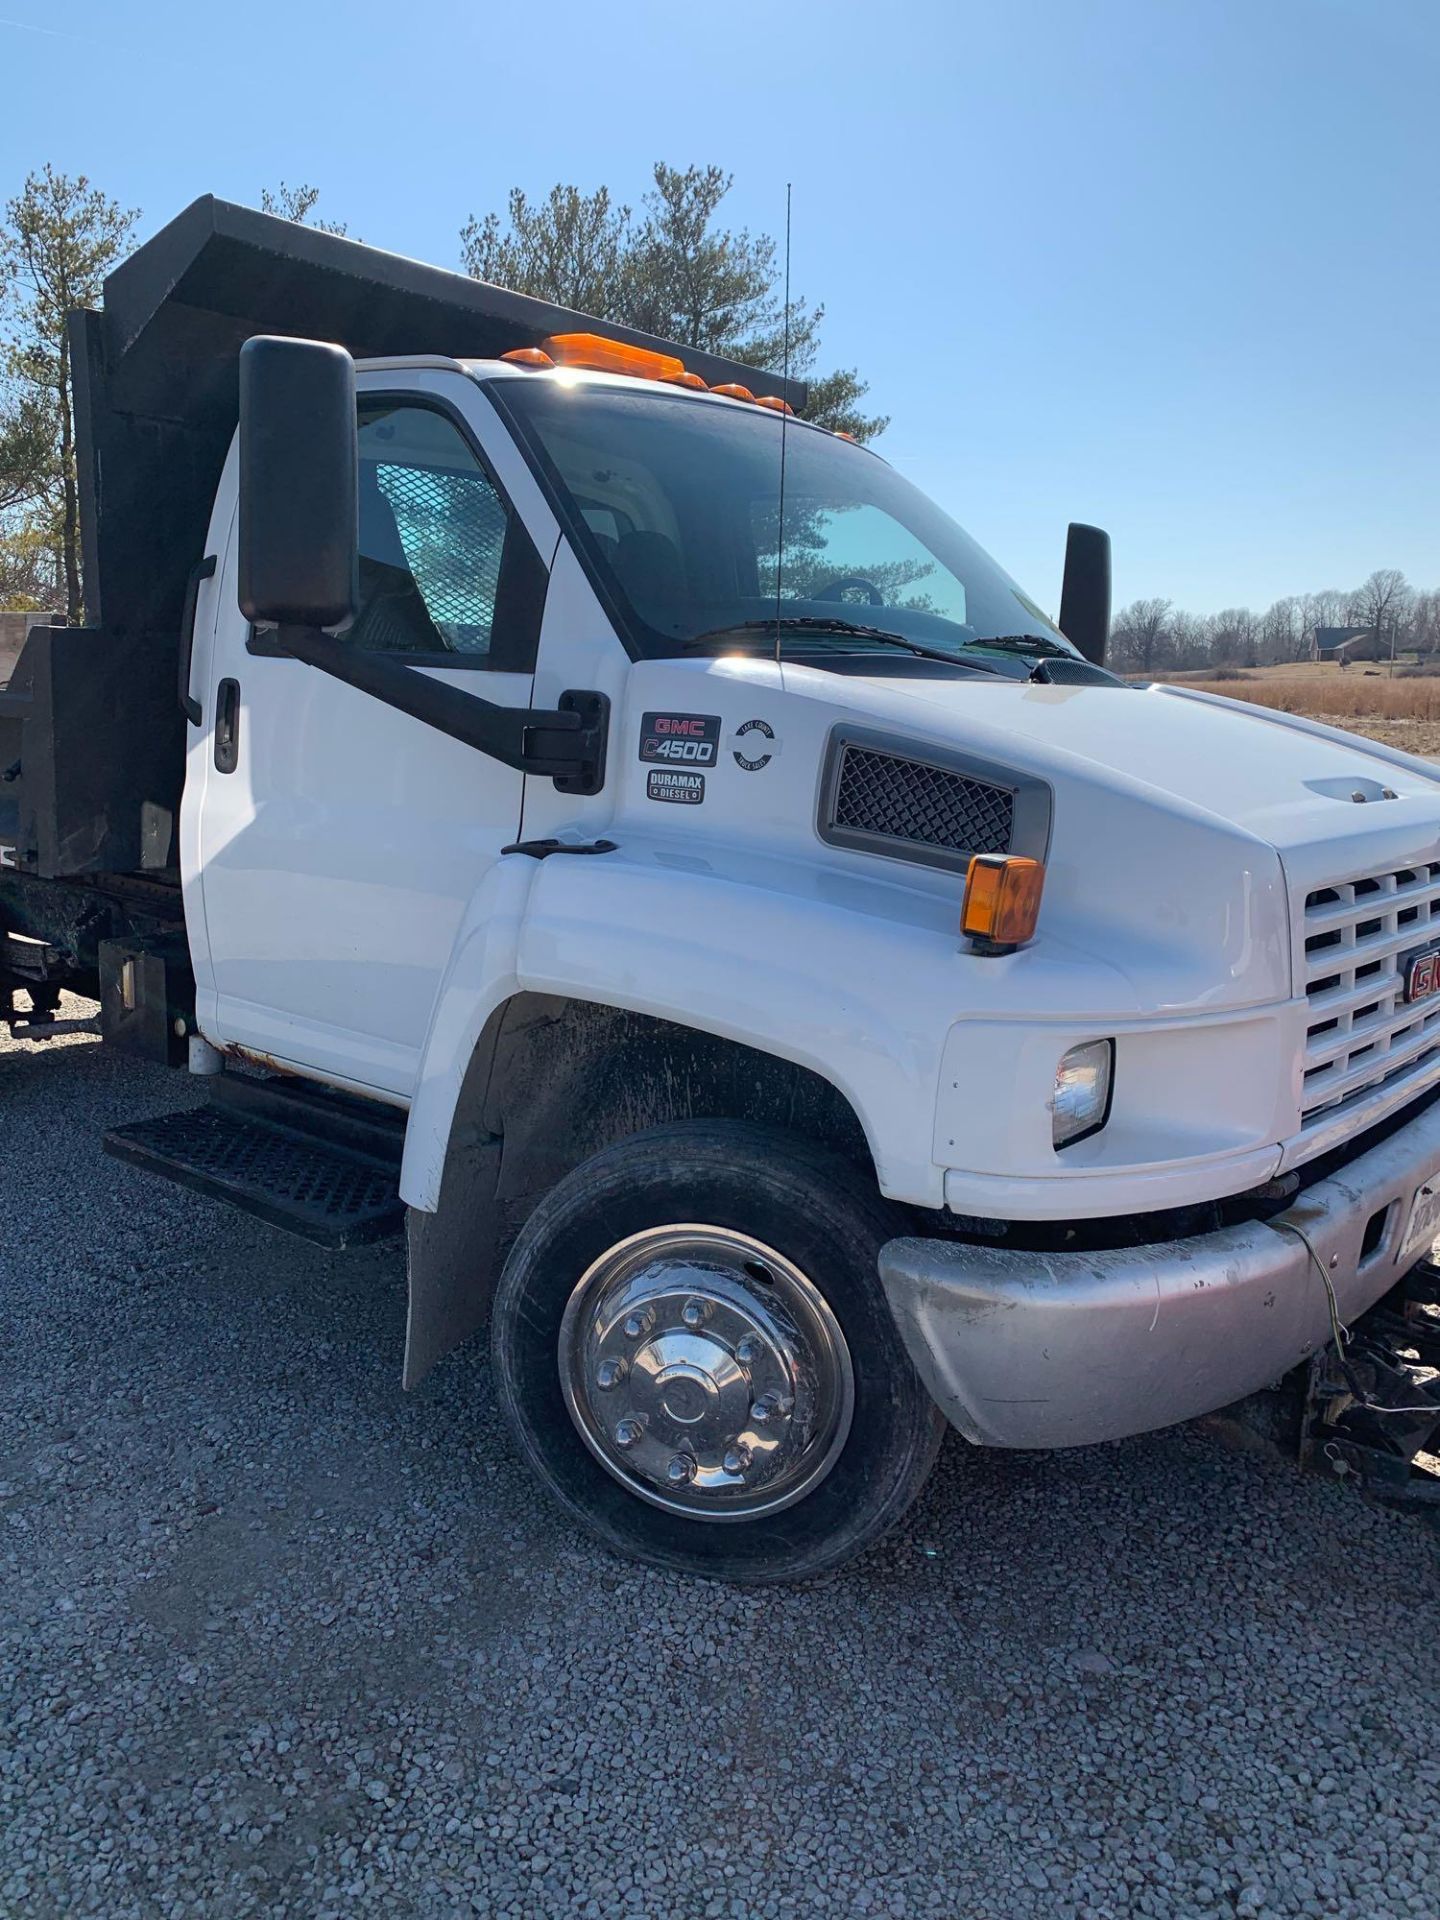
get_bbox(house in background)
[1309,625,1375,664]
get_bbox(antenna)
[773,182,792,670]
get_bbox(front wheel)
[490,1123,946,1582]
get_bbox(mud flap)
[403,1125,504,1389]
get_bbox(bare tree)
[1209,608,1258,668]
[1102,576,1436,679]
[1110,597,1173,674]
[1168,609,1210,671]
[1299,589,1345,644]
[1259,595,1303,665]
[1412,588,1440,659]
[1354,568,1412,670]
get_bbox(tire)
[490,1121,946,1583]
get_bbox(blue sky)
[1,0,1434,617]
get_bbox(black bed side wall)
[0,624,182,877]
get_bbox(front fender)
[401,840,964,1213]
[401,853,536,1211]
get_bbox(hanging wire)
[1280,1219,1440,1416]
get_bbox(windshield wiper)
[956,633,1079,683]
[683,617,1003,674]
[963,633,1074,657]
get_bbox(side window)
[350,401,541,667]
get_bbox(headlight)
[1053,1040,1113,1148]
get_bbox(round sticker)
[732,718,776,772]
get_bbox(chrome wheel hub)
[558,1226,854,1521]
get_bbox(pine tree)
[1,167,138,620]
[461,163,885,441]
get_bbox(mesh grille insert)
[831,745,1014,858]
[376,461,506,652]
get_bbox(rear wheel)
[490,1122,946,1582]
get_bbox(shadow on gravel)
[4,1014,1440,1918]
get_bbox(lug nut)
[596,1357,628,1391]
[622,1307,656,1340]
[722,1442,752,1476]
[750,1390,792,1425]
[735,1335,760,1365]
[666,1454,697,1485]
[614,1418,644,1450]
[681,1297,713,1329]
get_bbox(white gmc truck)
[4,198,1438,1580]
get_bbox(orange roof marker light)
[961,855,1045,955]
[755,394,795,415]
[834,430,858,442]
[710,383,757,404]
[665,368,709,390]
[501,347,554,369]
[543,332,685,382]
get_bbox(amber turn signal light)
[961,854,1045,952]
[543,332,686,382]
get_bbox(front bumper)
[878,1095,1440,1449]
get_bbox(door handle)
[215,678,241,773]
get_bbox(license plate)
[1401,1173,1440,1267]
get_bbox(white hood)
[616,655,1440,1017]
[790,667,1440,858]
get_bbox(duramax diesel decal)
[647,769,705,805]
[731,718,776,772]
[639,712,721,767]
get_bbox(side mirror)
[237,336,358,628]
[1059,522,1111,667]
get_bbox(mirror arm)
[272,625,608,795]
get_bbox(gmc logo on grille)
[1405,947,1440,1003]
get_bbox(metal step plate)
[104,1105,403,1249]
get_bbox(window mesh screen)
[378,464,507,652]
[832,746,1014,856]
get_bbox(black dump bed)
[0,196,800,880]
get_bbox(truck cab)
[5,197,1440,1580]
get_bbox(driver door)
[193,375,554,1099]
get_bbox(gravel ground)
[3,998,1439,1920]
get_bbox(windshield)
[490,377,1077,670]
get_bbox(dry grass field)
[1148,660,1440,756]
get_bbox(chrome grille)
[1300,861,1440,1127]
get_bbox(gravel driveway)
[3,1001,1438,1920]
